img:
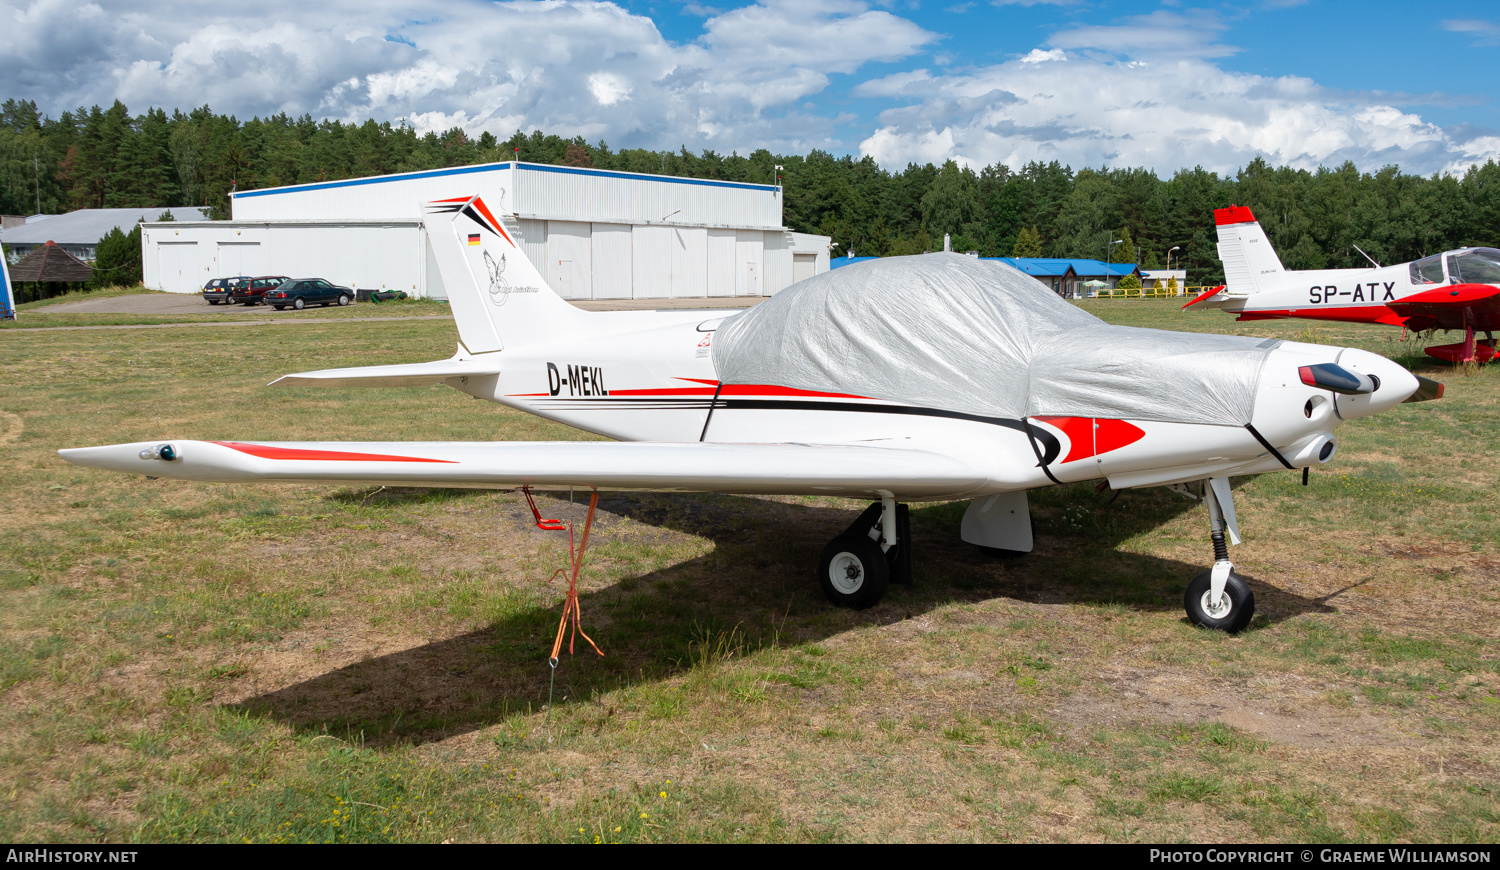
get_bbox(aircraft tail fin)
[425,195,585,354]
[1214,205,1284,295]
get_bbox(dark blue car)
[265,278,353,310]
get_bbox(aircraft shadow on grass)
[232,486,1335,747]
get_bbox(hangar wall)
[138,161,831,298]
[141,221,429,296]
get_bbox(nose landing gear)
[1178,476,1256,633]
[817,494,911,609]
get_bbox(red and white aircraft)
[60,195,1442,633]
[1188,205,1500,363]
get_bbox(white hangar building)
[141,161,831,300]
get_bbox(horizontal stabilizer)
[270,346,502,388]
[59,439,985,499]
[1181,285,1228,309]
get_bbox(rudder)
[1214,205,1284,295]
[425,195,585,353]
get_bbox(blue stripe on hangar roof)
[232,161,779,199]
[232,163,497,198]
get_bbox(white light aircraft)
[1188,205,1500,363]
[60,195,1443,633]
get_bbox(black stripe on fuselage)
[522,395,1063,466]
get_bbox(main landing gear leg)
[1183,477,1255,633]
[818,493,909,609]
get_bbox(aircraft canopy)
[713,253,1277,427]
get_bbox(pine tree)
[1013,226,1043,258]
[90,223,142,290]
[1114,226,1136,263]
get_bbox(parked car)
[264,278,354,310]
[229,275,291,306]
[201,276,251,305]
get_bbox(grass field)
[0,300,1496,843]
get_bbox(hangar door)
[156,242,201,293]
[793,253,817,285]
[547,221,591,300]
[217,242,260,279]
[591,224,632,300]
[706,229,737,297]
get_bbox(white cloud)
[1048,10,1239,60]
[857,53,1500,177]
[1019,49,1065,64]
[1442,19,1500,47]
[2,0,1492,179]
[0,0,935,154]
[587,72,632,106]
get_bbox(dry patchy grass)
[0,302,1496,842]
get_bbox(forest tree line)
[4,98,1500,286]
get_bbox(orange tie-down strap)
[526,486,604,661]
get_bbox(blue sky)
[4,0,1498,175]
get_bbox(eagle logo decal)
[484,249,512,306]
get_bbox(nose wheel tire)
[1184,568,1255,633]
[338,294,351,306]
[818,534,890,610]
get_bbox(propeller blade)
[1298,363,1376,395]
[1402,375,1444,403]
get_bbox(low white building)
[1141,269,1188,293]
[141,161,830,299]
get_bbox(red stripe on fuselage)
[211,441,457,463]
[1235,305,1406,327]
[1033,416,1146,463]
[1034,416,1096,463]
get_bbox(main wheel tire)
[818,534,890,609]
[292,297,305,310]
[337,294,350,306]
[1184,568,1255,633]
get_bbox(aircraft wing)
[57,439,986,499]
[269,347,503,388]
[1386,283,1500,330]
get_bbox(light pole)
[1167,245,1181,295]
[1106,237,1122,289]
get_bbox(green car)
[264,278,354,310]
